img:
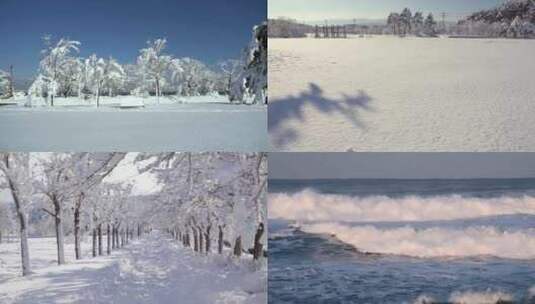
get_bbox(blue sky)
[269,153,535,179]
[269,0,504,22]
[0,0,265,79]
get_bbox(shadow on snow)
[268,83,374,148]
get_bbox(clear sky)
[0,0,266,79]
[269,153,535,180]
[269,0,504,22]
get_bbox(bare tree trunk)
[253,223,265,260]
[115,226,119,248]
[111,226,116,249]
[8,65,14,98]
[193,228,198,252]
[19,215,30,275]
[74,204,82,260]
[120,230,124,247]
[205,226,211,254]
[137,224,141,238]
[218,226,223,254]
[92,228,97,257]
[7,160,33,277]
[198,227,203,253]
[10,179,31,275]
[107,224,111,255]
[98,224,103,256]
[96,83,100,107]
[183,229,189,247]
[53,198,65,265]
[155,77,160,104]
[233,236,242,257]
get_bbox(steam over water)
[268,179,535,303]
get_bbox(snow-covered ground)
[0,95,267,151]
[0,232,266,304]
[269,36,535,151]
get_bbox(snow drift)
[269,37,535,151]
[269,190,535,222]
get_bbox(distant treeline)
[270,0,535,40]
[268,18,311,38]
[459,0,535,38]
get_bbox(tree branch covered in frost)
[230,23,267,105]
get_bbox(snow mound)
[119,99,144,108]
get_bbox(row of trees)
[0,152,267,277]
[268,18,309,38]
[386,9,438,36]
[137,152,267,259]
[28,37,231,106]
[26,23,267,106]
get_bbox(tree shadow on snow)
[268,83,374,149]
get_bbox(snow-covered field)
[0,96,267,151]
[269,36,535,151]
[0,232,266,304]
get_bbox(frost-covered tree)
[137,38,173,103]
[35,153,125,264]
[231,23,267,104]
[103,57,125,97]
[172,58,217,96]
[400,8,413,35]
[55,58,82,97]
[0,66,14,98]
[412,12,424,35]
[0,153,32,276]
[0,202,14,244]
[424,13,438,36]
[37,36,80,106]
[219,59,243,95]
[85,56,126,103]
[387,13,401,35]
[508,15,535,37]
[84,54,106,107]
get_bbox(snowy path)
[0,107,267,152]
[269,37,535,152]
[0,233,266,304]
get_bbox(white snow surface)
[0,232,266,304]
[0,96,267,151]
[269,36,535,151]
